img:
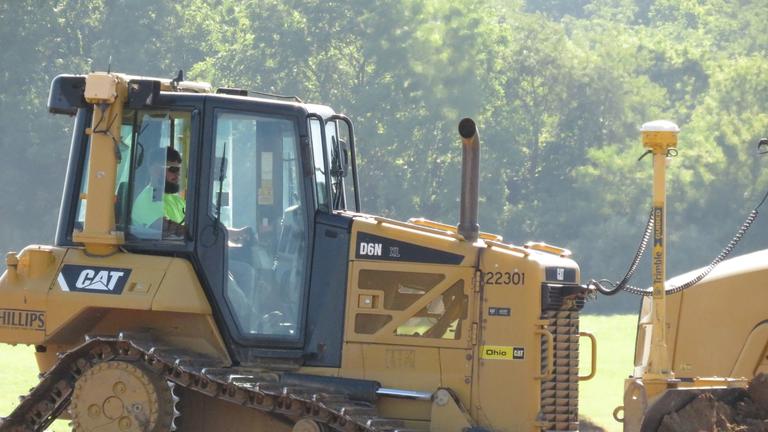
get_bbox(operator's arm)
[131,186,164,228]
[131,188,186,238]
[162,194,186,237]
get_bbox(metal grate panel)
[538,309,580,432]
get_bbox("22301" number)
[483,271,525,286]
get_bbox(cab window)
[74,109,192,241]
[309,118,329,211]
[309,117,355,211]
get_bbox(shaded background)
[1,0,767,313]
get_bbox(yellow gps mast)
[640,119,679,379]
[616,120,754,430]
[72,73,128,255]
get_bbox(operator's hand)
[228,226,255,246]
[163,218,186,238]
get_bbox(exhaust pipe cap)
[458,118,476,139]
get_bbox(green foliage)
[2,0,768,313]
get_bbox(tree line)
[1,0,766,312]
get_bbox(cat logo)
[512,347,525,360]
[57,265,132,295]
[556,268,565,281]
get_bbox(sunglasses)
[165,165,181,174]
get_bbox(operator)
[131,147,256,242]
[132,147,186,237]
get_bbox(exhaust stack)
[457,118,480,242]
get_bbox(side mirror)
[331,137,350,178]
[127,80,161,109]
[48,74,87,115]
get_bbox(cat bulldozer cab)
[0,72,595,432]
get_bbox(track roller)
[292,418,330,432]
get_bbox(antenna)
[107,56,112,74]
[170,70,184,90]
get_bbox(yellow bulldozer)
[636,248,768,381]
[1,71,764,432]
[618,248,768,431]
[0,71,596,432]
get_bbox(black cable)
[756,186,768,210]
[590,210,654,296]
[592,138,768,296]
[665,210,757,293]
[594,194,765,296]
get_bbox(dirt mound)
[658,374,768,432]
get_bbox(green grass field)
[0,314,635,432]
[578,314,636,431]
[0,345,68,431]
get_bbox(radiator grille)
[538,308,581,431]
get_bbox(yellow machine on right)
[596,122,768,431]
[622,248,768,431]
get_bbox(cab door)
[195,97,315,354]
